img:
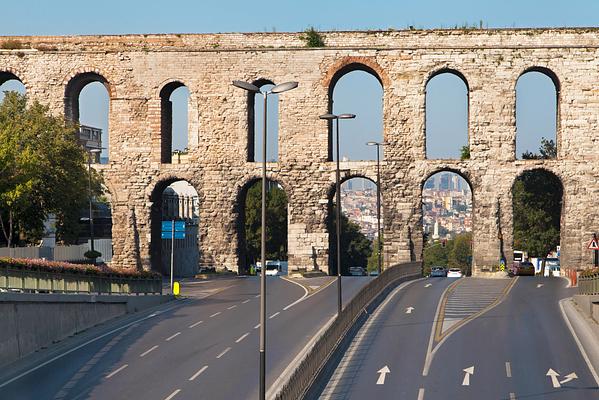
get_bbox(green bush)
[84,250,102,260]
[300,27,325,47]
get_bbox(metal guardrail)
[579,272,599,295]
[0,267,162,295]
[276,261,422,400]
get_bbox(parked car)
[447,268,463,278]
[430,266,447,277]
[349,267,367,276]
[516,261,535,276]
[369,270,379,276]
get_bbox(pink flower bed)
[0,257,160,278]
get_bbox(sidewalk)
[560,297,599,385]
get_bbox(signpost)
[588,233,599,267]
[162,221,185,292]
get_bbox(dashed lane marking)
[216,347,231,359]
[188,320,203,328]
[254,323,260,329]
[227,305,237,310]
[166,332,181,341]
[140,345,159,357]
[236,333,250,343]
[242,299,250,304]
[417,388,425,400]
[105,364,128,379]
[505,362,512,378]
[188,366,208,381]
[164,389,181,400]
[209,312,221,318]
[269,312,280,319]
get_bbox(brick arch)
[420,166,475,193]
[156,79,193,163]
[62,67,116,98]
[63,68,113,127]
[515,66,560,93]
[424,67,470,92]
[322,56,389,90]
[246,78,276,162]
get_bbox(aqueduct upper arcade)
[1,28,598,274]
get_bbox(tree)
[328,205,372,275]
[460,145,470,160]
[0,92,102,247]
[367,236,383,273]
[449,232,472,273]
[512,170,562,275]
[244,180,288,264]
[521,137,557,160]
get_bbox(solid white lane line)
[189,320,203,328]
[254,323,260,329]
[280,276,309,310]
[140,345,159,357]
[242,299,250,304]
[417,388,425,400]
[269,312,281,319]
[105,364,128,379]
[188,366,208,381]
[164,389,181,400]
[216,347,231,359]
[236,333,250,343]
[505,362,512,378]
[166,332,181,341]
[210,312,221,318]
[227,305,237,310]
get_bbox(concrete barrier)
[0,293,172,368]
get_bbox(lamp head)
[338,113,356,119]
[271,81,298,94]
[319,113,337,120]
[232,80,261,93]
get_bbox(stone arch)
[246,78,277,162]
[0,68,27,88]
[159,80,190,163]
[424,68,470,160]
[510,167,564,271]
[63,68,114,121]
[514,66,560,160]
[148,176,201,275]
[324,57,387,161]
[234,174,289,273]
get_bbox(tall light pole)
[367,141,387,275]
[87,148,102,264]
[232,79,298,400]
[319,113,355,315]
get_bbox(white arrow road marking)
[560,372,578,385]
[546,369,561,388]
[425,283,432,288]
[462,366,474,386]
[376,366,390,385]
[406,307,415,314]
[537,284,544,288]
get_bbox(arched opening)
[236,178,288,274]
[78,185,113,263]
[0,71,25,101]
[516,68,559,160]
[150,180,200,277]
[248,79,279,162]
[160,82,189,163]
[422,170,473,276]
[425,70,469,159]
[327,176,377,276]
[65,73,110,164]
[512,169,562,275]
[328,65,383,161]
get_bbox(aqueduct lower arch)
[1,28,598,274]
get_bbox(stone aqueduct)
[1,28,598,275]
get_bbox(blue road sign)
[174,221,186,232]
[161,231,185,239]
[161,221,172,232]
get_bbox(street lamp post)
[232,79,298,400]
[87,148,102,264]
[367,141,387,275]
[319,113,356,315]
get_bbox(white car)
[447,268,463,278]
[265,261,281,276]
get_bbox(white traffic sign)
[588,238,599,250]
[405,307,415,314]
[376,366,390,385]
[462,366,474,386]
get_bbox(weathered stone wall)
[1,28,598,274]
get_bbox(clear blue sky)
[0,0,592,161]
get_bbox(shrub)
[580,268,599,278]
[84,250,102,260]
[300,27,325,48]
[1,40,24,50]
[0,257,160,278]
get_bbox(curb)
[559,297,599,386]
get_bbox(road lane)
[0,275,372,400]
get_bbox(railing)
[0,267,162,295]
[579,271,599,295]
[0,240,113,263]
[276,261,422,400]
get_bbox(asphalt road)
[0,275,371,400]
[320,276,599,400]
